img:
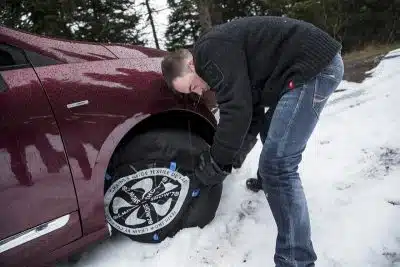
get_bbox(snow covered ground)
[60,49,400,267]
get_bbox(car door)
[0,44,81,266]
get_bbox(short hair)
[161,49,192,90]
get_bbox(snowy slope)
[60,49,400,267]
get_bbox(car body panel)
[42,226,109,267]
[104,44,167,58]
[0,212,81,267]
[0,26,117,63]
[0,66,79,239]
[0,25,217,266]
[34,57,184,234]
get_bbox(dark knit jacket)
[192,16,342,167]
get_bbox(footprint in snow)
[240,199,263,216]
[334,147,400,193]
[320,140,330,145]
[242,251,251,263]
[387,199,400,206]
[335,182,353,191]
[220,199,264,247]
[361,146,400,179]
[382,251,400,266]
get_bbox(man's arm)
[231,104,265,169]
[247,105,265,137]
[194,38,253,168]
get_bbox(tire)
[104,129,223,243]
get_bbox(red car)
[0,26,220,267]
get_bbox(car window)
[0,44,30,71]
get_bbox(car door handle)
[0,74,8,92]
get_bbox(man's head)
[161,49,210,96]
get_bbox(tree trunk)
[145,0,160,49]
[197,0,212,34]
[91,0,101,41]
[59,1,74,39]
[196,0,222,34]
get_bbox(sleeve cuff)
[210,142,237,168]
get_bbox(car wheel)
[104,129,223,243]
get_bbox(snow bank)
[60,49,400,267]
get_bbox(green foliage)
[165,0,270,50]
[219,0,270,21]
[0,0,145,44]
[71,0,144,44]
[165,0,201,50]
[0,0,76,38]
[0,0,398,51]
[164,0,399,52]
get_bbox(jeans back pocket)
[312,53,344,117]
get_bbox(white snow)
[60,49,400,267]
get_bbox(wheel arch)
[85,109,216,233]
[115,109,216,153]
[94,108,216,186]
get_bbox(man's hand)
[195,150,230,186]
[232,134,258,169]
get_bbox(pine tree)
[195,0,223,33]
[0,0,146,44]
[71,0,145,44]
[164,0,270,50]
[143,0,160,49]
[165,0,201,51]
[0,1,25,29]
[220,0,270,20]
[0,0,75,38]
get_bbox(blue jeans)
[257,53,344,266]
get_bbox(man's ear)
[187,57,196,72]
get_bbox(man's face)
[172,59,210,96]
